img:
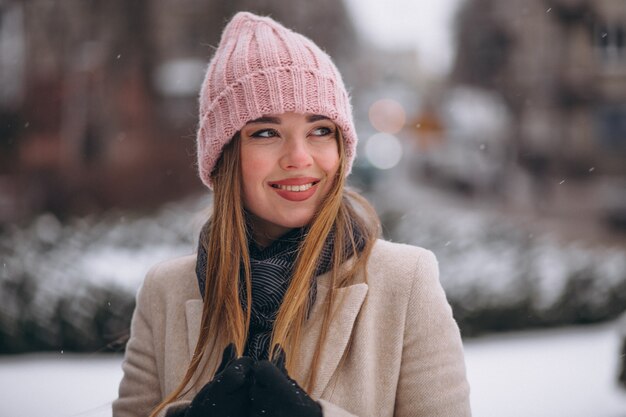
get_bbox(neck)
[245,212,296,248]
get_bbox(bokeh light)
[365,132,403,170]
[368,98,407,134]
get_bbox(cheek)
[241,149,271,184]
[240,151,268,210]
[318,145,340,175]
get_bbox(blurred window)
[595,105,626,151]
[153,59,205,97]
[82,125,103,165]
[593,22,626,64]
[616,26,625,50]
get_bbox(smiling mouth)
[270,181,319,192]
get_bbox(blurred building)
[449,0,626,233]
[0,0,364,224]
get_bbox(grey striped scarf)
[195,219,364,361]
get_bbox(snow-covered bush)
[0,195,209,353]
[1,181,625,352]
[373,175,626,336]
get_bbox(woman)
[113,11,471,417]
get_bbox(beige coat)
[113,239,471,417]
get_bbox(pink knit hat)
[196,11,358,188]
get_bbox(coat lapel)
[296,273,369,398]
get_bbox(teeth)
[275,182,315,192]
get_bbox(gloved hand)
[250,345,323,417]
[183,343,254,417]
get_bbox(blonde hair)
[150,130,380,417]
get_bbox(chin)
[277,208,316,227]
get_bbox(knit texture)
[196,11,358,188]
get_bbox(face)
[239,112,341,247]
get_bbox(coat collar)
[184,268,368,398]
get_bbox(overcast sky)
[344,0,464,77]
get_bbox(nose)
[280,137,313,170]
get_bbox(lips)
[269,177,320,186]
[268,177,321,201]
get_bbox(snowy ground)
[1,322,624,417]
[465,323,626,417]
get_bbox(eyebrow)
[246,114,331,125]
[306,114,330,123]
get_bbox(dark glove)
[183,343,254,417]
[250,345,323,417]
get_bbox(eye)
[311,126,334,137]
[250,128,278,139]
